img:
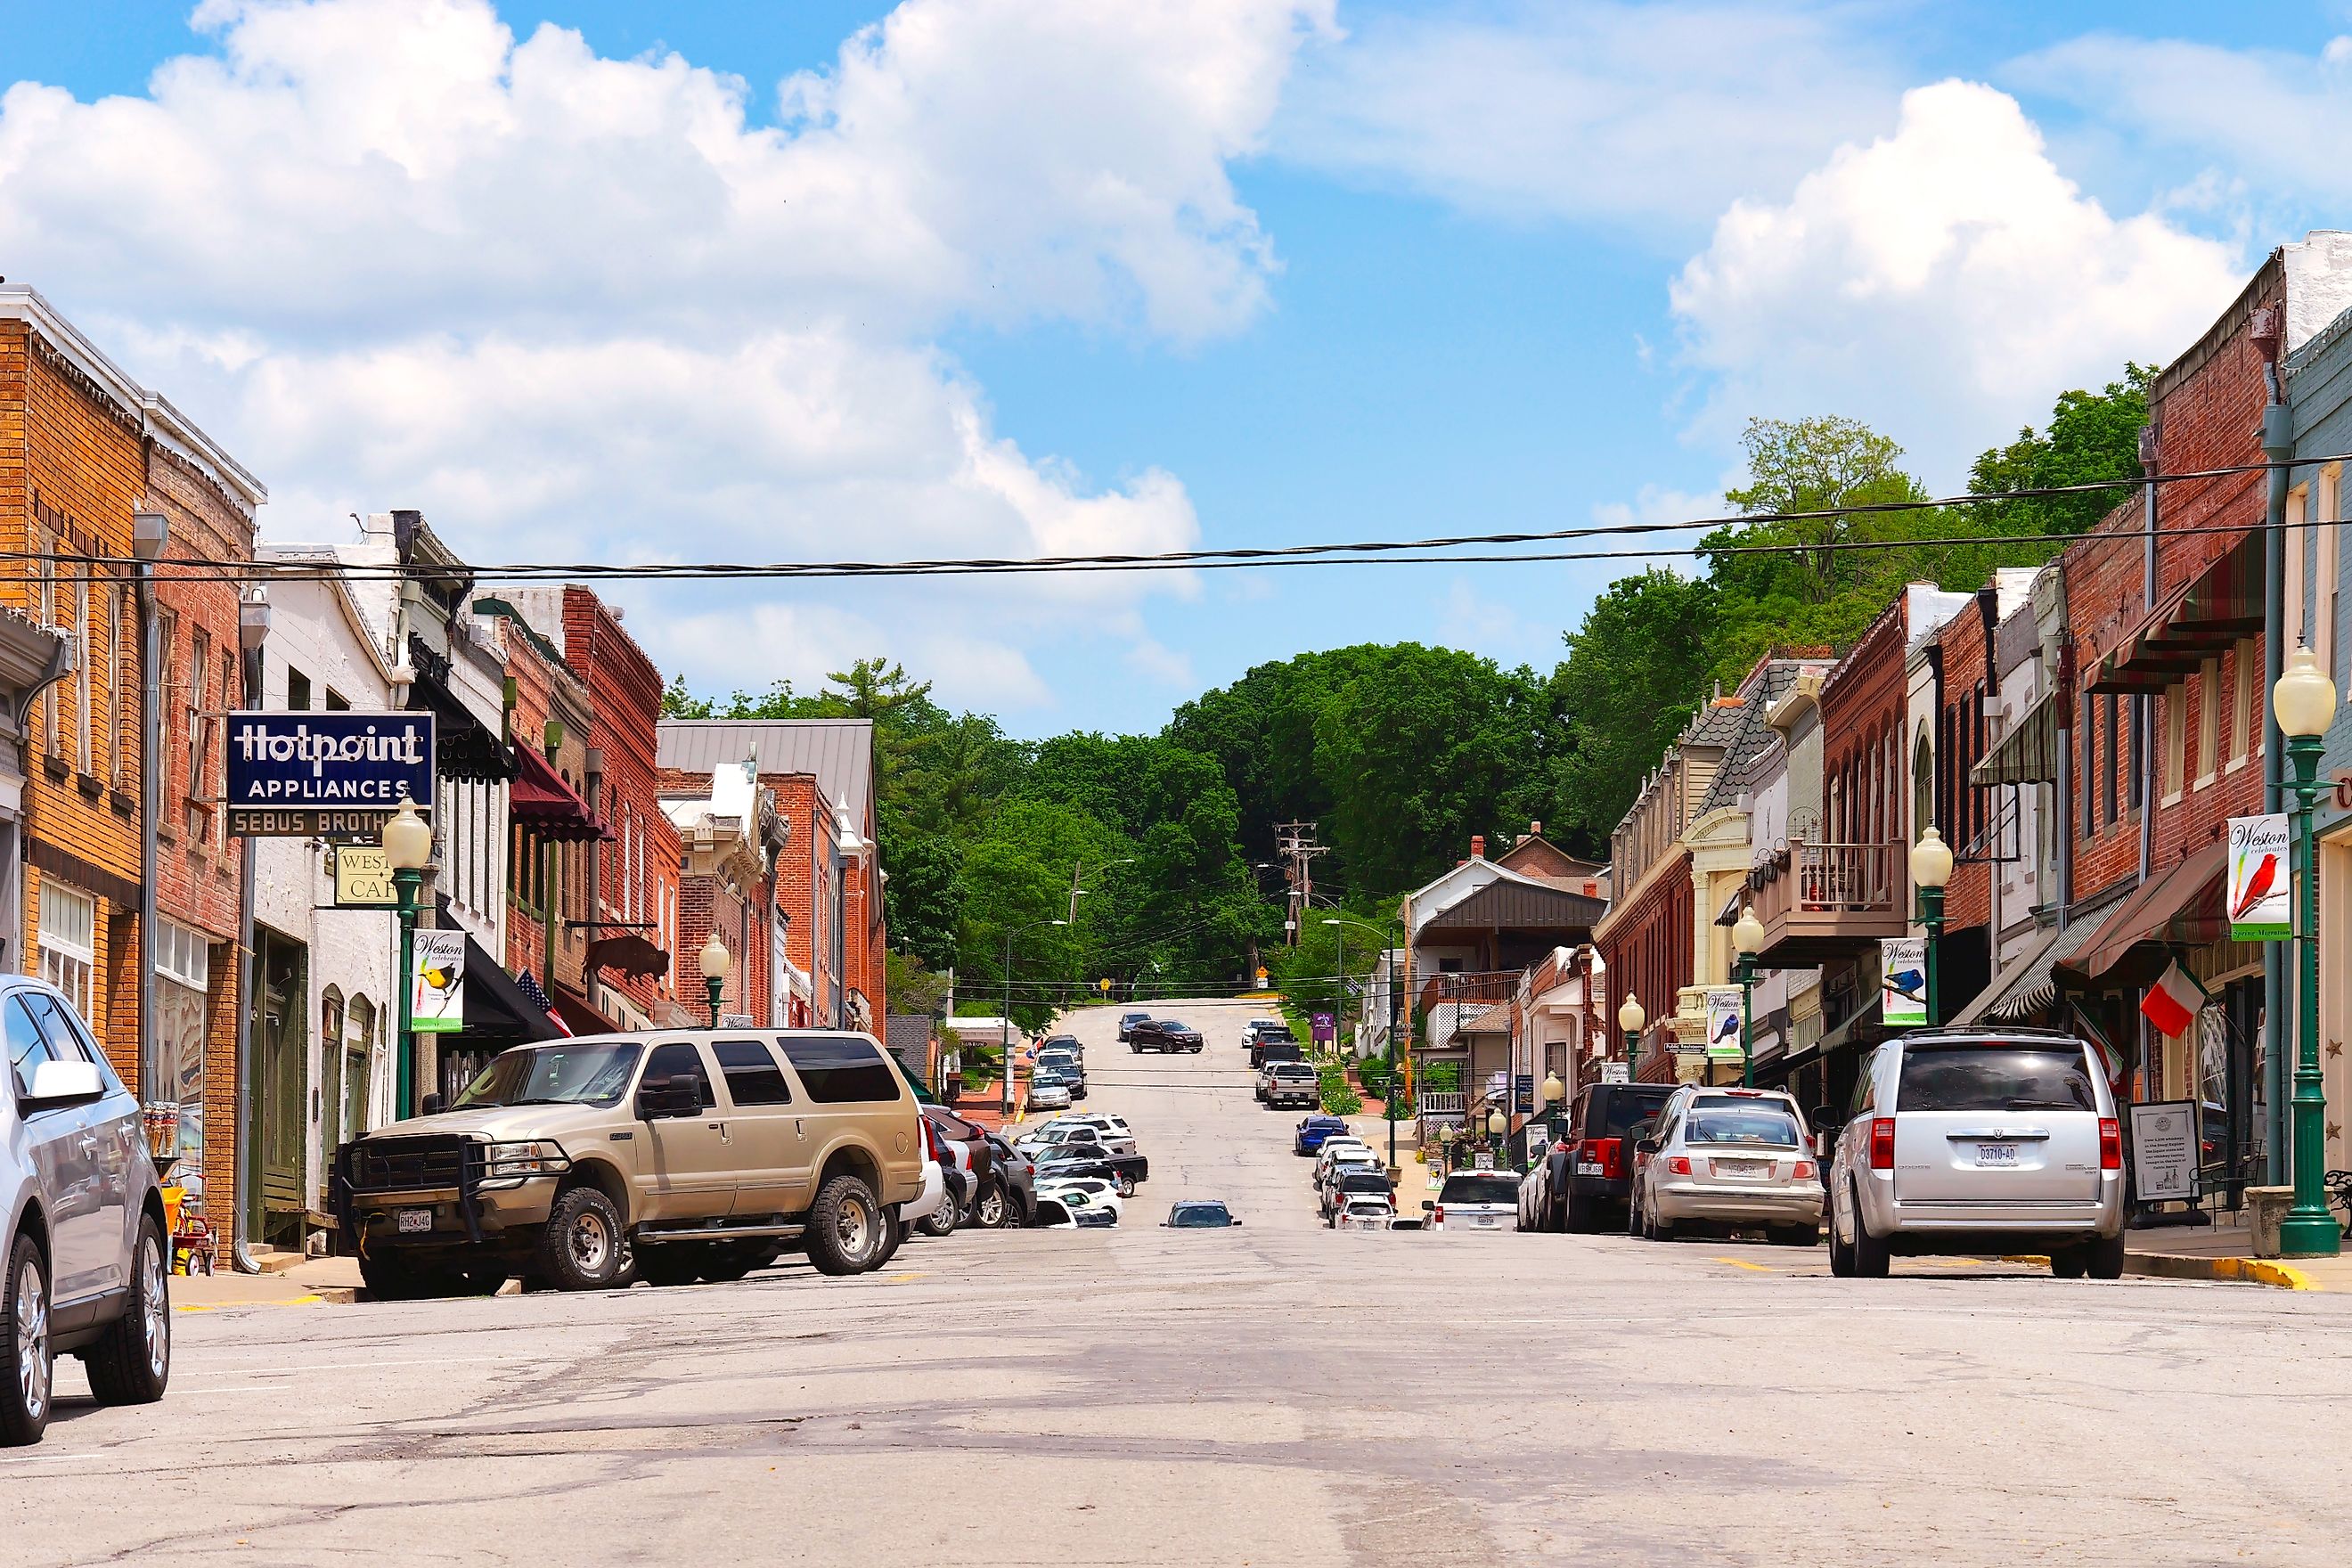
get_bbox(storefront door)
[250,930,309,1246]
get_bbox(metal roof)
[1417,878,1607,935]
[657,719,874,821]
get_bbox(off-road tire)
[807,1173,886,1275]
[0,1230,51,1447]
[634,1246,706,1287]
[872,1209,905,1269]
[1847,1182,1891,1278]
[538,1187,628,1291]
[84,1216,172,1407]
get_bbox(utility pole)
[1272,821,1328,948]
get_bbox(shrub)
[1318,1060,1362,1117]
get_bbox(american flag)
[515,968,572,1036]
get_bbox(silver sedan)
[1636,1087,1822,1246]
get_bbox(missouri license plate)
[1711,1159,1767,1179]
[1975,1144,2019,1168]
[396,1207,435,1234]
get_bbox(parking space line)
[1714,1258,1776,1272]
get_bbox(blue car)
[1294,1114,1352,1156]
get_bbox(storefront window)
[37,881,94,1020]
[153,919,212,1194]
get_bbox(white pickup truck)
[1260,1060,1320,1109]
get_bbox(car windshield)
[1685,1105,1804,1146]
[1438,1174,1520,1205]
[1898,1045,2097,1113]
[1340,1172,1391,1192]
[453,1041,642,1109]
[1169,1203,1231,1227]
[1161,1020,1192,1032]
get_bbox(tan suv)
[332,1031,924,1296]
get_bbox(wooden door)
[256,934,308,1245]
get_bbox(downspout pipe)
[130,510,167,1109]
[2137,427,2160,890]
[232,587,270,1273]
[2260,310,2292,1185]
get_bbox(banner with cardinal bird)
[2226,813,2291,941]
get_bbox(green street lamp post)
[698,931,732,1029]
[1911,827,1954,1027]
[380,796,433,1120]
[1732,902,1765,1088]
[1488,1105,1507,1172]
[1618,992,1645,1066]
[2274,647,2341,1258]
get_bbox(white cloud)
[1669,80,2245,484]
[2005,34,2352,210]
[0,0,1335,713]
[1277,1,1898,233]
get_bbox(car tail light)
[1793,1161,1816,1180]
[2099,1117,2122,1171]
[1666,1156,1691,1176]
[1431,1205,1445,1225]
[1868,1117,1896,1171]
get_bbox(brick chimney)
[1528,821,1542,836]
[1470,834,1486,859]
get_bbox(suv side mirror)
[637,1074,699,1121]
[1809,1106,1839,1131]
[23,1058,104,1110]
[420,1093,445,1117]
[1635,1136,1661,1155]
[1420,1200,1435,1213]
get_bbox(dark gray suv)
[3,979,173,1444]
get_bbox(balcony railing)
[1752,839,1904,963]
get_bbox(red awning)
[549,982,617,1037]
[2054,840,2228,991]
[510,746,608,842]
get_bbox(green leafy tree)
[1968,363,2152,538]
[1548,568,1719,845]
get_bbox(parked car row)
[1503,1029,2128,1281]
[1289,1121,1413,1230]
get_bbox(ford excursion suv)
[332,1030,925,1296]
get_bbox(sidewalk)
[174,1255,360,1310]
[2118,1224,2352,1291]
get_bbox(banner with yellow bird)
[412,928,467,1033]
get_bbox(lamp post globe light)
[1488,1105,1507,1169]
[1542,1071,1566,1144]
[381,796,433,1119]
[1910,827,1954,1028]
[2274,645,2341,1257]
[1618,992,1645,1062]
[698,931,732,1029]
[1731,902,1765,1088]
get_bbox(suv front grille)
[351,1135,469,1192]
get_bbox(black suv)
[1538,1080,1677,1232]
[1128,1018,1204,1053]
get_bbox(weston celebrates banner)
[227,712,437,837]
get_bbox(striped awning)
[2087,533,2265,695]
[1973,686,2063,787]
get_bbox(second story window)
[287,666,311,711]
[188,628,213,841]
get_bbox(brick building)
[657,719,886,1031]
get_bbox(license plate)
[1712,1159,1767,1179]
[1575,1161,1603,1175]
[396,1207,434,1234]
[1975,1143,2019,1168]
[1470,1216,1499,1228]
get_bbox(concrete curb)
[1998,1253,2317,1289]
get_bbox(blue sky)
[3,2,2346,734]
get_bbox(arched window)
[1912,723,1933,848]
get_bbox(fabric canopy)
[510,745,606,842]
[2055,841,2229,992]
[2087,534,2265,695]
[1973,686,2064,787]
[549,981,618,1038]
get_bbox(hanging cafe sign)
[226,712,436,837]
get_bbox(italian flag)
[2141,960,2206,1040]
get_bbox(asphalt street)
[6,998,2350,1567]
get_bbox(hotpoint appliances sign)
[227,712,436,837]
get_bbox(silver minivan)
[1822,1028,2125,1279]
[2,980,172,1443]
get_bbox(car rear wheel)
[0,1231,51,1447]
[2084,1232,2126,1280]
[2049,1247,2087,1278]
[1562,1185,1588,1234]
[807,1174,886,1275]
[1846,1181,1891,1278]
[917,1198,959,1238]
[975,1182,1009,1229]
[85,1218,170,1406]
